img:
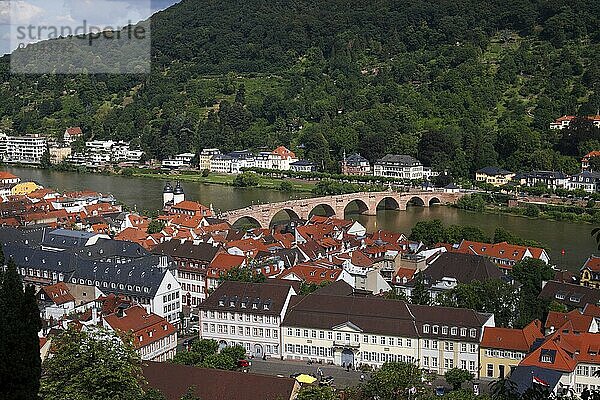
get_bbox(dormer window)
[470,328,477,338]
[451,327,457,335]
[252,303,258,310]
[541,355,552,363]
[460,328,467,337]
[241,302,246,308]
[442,326,448,335]
[432,325,439,334]
[423,324,430,333]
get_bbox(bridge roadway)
[220,190,465,228]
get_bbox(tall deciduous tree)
[362,362,424,400]
[411,272,430,305]
[40,327,144,400]
[0,258,42,400]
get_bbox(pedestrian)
[360,373,365,382]
[346,364,350,372]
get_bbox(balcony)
[333,340,360,348]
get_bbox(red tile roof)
[170,201,212,216]
[104,305,176,349]
[583,303,600,318]
[65,127,83,136]
[41,282,75,305]
[0,171,18,180]
[545,310,595,333]
[456,240,546,268]
[272,146,296,159]
[481,320,543,352]
[582,255,600,272]
[279,264,342,284]
[209,253,246,269]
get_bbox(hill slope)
[1,0,600,177]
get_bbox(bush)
[524,204,540,217]
[232,172,259,187]
[455,194,486,211]
[279,180,293,191]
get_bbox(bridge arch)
[406,196,426,207]
[269,208,301,228]
[428,197,441,206]
[344,199,370,216]
[309,203,336,218]
[376,196,401,211]
[232,215,263,229]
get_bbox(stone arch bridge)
[221,190,465,228]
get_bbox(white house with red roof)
[63,127,83,144]
[550,115,600,130]
[36,282,76,320]
[103,305,177,361]
[269,146,298,170]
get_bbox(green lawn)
[132,171,315,192]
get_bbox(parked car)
[189,325,200,333]
[237,359,251,368]
[435,386,445,396]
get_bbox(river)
[4,166,597,271]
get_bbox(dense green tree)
[146,219,166,234]
[296,385,336,400]
[511,258,555,327]
[172,339,219,366]
[40,327,143,400]
[217,266,266,284]
[362,362,425,400]
[436,279,519,327]
[411,272,430,306]
[444,368,474,391]
[232,172,260,187]
[0,258,42,400]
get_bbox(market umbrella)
[295,374,318,384]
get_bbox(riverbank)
[129,169,316,192]
[455,193,600,225]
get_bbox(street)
[249,358,368,388]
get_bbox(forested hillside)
[1,0,600,177]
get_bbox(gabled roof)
[519,335,577,372]
[279,264,343,285]
[455,240,546,266]
[40,282,75,305]
[0,171,18,180]
[582,255,600,272]
[104,305,176,349]
[272,146,296,159]
[65,127,83,136]
[545,310,594,333]
[481,320,543,352]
